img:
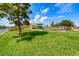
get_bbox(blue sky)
[0,3,79,26]
[29,3,79,26]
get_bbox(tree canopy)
[0,3,32,35]
[60,20,74,27]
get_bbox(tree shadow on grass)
[13,30,48,43]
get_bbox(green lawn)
[0,29,79,56]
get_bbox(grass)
[0,29,79,56]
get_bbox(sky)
[0,3,79,26]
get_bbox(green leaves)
[0,3,32,35]
[60,20,74,27]
[0,3,32,25]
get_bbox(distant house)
[30,23,38,29]
[43,24,51,30]
[72,26,79,31]
[77,26,79,30]
[51,25,75,31]
[22,22,38,29]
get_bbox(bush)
[0,25,6,29]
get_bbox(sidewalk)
[0,28,9,35]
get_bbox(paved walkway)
[0,28,9,35]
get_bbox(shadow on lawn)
[13,30,48,43]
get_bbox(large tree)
[60,20,74,30]
[60,20,74,26]
[0,3,32,35]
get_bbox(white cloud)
[49,15,65,20]
[56,3,73,14]
[59,4,72,13]
[54,3,62,7]
[29,20,34,23]
[34,14,41,22]
[39,16,48,22]
[48,15,66,23]
[33,14,48,23]
[41,8,49,13]
[35,14,40,18]
[32,8,49,23]
[57,16,65,18]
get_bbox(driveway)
[0,28,9,35]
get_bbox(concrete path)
[0,28,9,35]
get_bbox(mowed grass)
[0,29,79,56]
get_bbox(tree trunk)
[18,22,21,35]
[16,3,22,35]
